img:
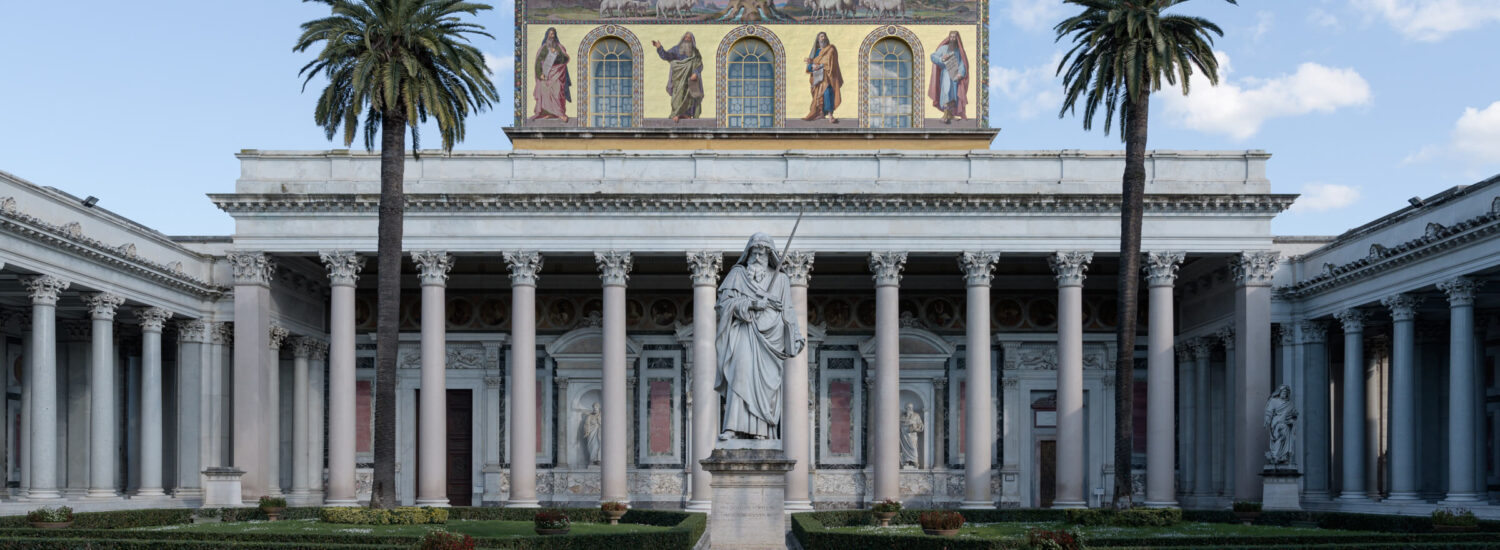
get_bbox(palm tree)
[1054,0,1233,508]
[295,0,498,508]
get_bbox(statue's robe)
[657,42,703,119]
[714,264,804,438]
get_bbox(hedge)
[0,508,194,530]
[319,506,449,525]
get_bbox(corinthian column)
[228,251,274,500]
[85,292,124,499]
[23,275,67,499]
[1381,294,1421,501]
[138,306,174,498]
[685,251,722,512]
[596,250,633,504]
[958,251,999,509]
[290,337,318,500]
[319,251,363,506]
[1230,251,1276,501]
[869,251,907,502]
[782,250,815,511]
[504,250,543,508]
[1439,276,1482,504]
[1334,308,1368,501]
[1175,345,1195,499]
[176,319,209,499]
[1144,252,1184,507]
[265,324,289,497]
[1189,338,1213,498]
[412,251,454,507]
[1048,251,1091,509]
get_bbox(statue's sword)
[781,209,804,259]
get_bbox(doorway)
[416,389,473,506]
[1038,439,1057,508]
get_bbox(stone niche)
[543,326,642,504]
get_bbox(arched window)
[725,39,776,129]
[589,37,634,127]
[867,38,914,128]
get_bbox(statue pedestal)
[201,467,245,508]
[700,445,795,550]
[1261,467,1302,511]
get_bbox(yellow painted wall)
[524,24,978,122]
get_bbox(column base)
[1384,492,1421,502]
[26,490,62,500]
[1142,500,1179,508]
[959,500,997,510]
[1335,492,1370,502]
[685,499,713,513]
[1440,493,1484,505]
[84,490,122,500]
[174,488,205,499]
[1050,499,1088,509]
[323,498,360,507]
[502,499,538,508]
[134,489,168,499]
[783,499,813,512]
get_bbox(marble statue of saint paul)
[716,232,805,440]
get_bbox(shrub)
[871,499,902,513]
[1233,501,1263,513]
[256,496,286,509]
[1434,508,1479,527]
[317,506,447,525]
[1026,527,1083,550]
[1064,508,1109,526]
[26,507,72,524]
[418,531,476,550]
[1115,507,1182,527]
[600,501,627,513]
[533,509,571,530]
[917,510,964,531]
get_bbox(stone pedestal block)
[1261,469,1302,511]
[202,467,246,507]
[701,447,795,550]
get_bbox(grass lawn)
[135,518,667,538]
[826,521,1374,539]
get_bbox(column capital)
[1298,319,1328,344]
[484,376,503,388]
[210,322,234,346]
[781,250,815,287]
[312,340,329,362]
[1381,294,1424,321]
[137,307,173,333]
[23,275,70,305]
[291,336,320,359]
[1437,276,1482,307]
[503,250,544,287]
[85,292,125,321]
[1230,250,1279,287]
[1215,325,1235,350]
[1048,251,1093,287]
[1175,345,1194,363]
[868,251,908,286]
[176,319,210,343]
[412,251,454,286]
[685,250,724,286]
[268,324,290,350]
[595,250,633,286]
[319,251,365,286]
[1143,252,1186,286]
[958,251,1000,286]
[1334,308,1367,333]
[227,251,275,286]
[1189,337,1214,359]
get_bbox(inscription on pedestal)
[700,448,795,550]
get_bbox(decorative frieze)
[412,251,454,285]
[1230,251,1279,286]
[1438,276,1481,307]
[84,292,125,320]
[868,251,907,286]
[1143,252,1185,286]
[319,250,364,286]
[595,250,633,286]
[1048,251,1093,286]
[503,250,543,286]
[1381,294,1424,321]
[958,251,1000,286]
[686,251,723,286]
[781,250,814,286]
[228,252,275,286]
[137,307,173,332]
[23,275,69,305]
[1334,309,1367,333]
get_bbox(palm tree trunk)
[370,111,406,509]
[1113,91,1149,509]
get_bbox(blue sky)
[1,1,1496,237]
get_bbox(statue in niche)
[801,31,842,123]
[716,232,805,440]
[581,403,602,465]
[531,27,572,122]
[652,33,703,122]
[1263,385,1298,467]
[927,30,969,124]
[900,402,924,468]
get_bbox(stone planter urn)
[534,527,571,536]
[261,507,285,522]
[873,512,897,527]
[28,521,72,529]
[923,528,959,536]
[604,510,626,526]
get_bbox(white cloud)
[1308,7,1340,28]
[990,52,1065,120]
[1160,51,1372,140]
[484,51,514,77]
[1350,0,1500,41]
[1409,101,1500,166]
[1289,183,1361,213]
[1250,11,1274,41]
[1007,0,1070,32]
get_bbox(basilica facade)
[0,3,1497,519]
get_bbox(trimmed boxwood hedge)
[0,507,706,550]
